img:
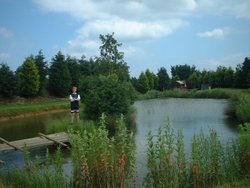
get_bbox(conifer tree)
[0,64,18,98]
[48,51,71,97]
[17,57,40,97]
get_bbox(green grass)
[0,98,69,118]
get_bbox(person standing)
[69,86,80,123]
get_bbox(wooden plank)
[0,137,24,151]
[0,132,69,152]
[38,132,69,148]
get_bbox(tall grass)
[1,118,249,187]
[143,120,249,188]
[69,114,136,188]
[1,147,69,188]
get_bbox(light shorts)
[71,109,79,113]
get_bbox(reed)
[144,121,248,188]
[68,114,136,188]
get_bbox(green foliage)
[1,148,68,188]
[69,115,136,187]
[144,121,245,188]
[145,69,155,90]
[171,64,196,81]
[48,51,71,97]
[17,57,40,97]
[65,56,81,86]
[157,67,170,91]
[188,71,201,89]
[33,50,48,95]
[235,92,250,123]
[80,74,133,119]
[136,72,149,94]
[238,123,250,174]
[98,33,129,81]
[0,63,18,98]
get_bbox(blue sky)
[0,0,250,77]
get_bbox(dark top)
[70,93,80,110]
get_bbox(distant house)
[175,80,187,89]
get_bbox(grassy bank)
[137,88,250,124]
[0,97,69,120]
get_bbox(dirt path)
[0,108,68,122]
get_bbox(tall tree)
[188,72,201,89]
[241,57,250,88]
[48,51,71,97]
[171,64,196,81]
[34,50,48,95]
[157,67,170,91]
[66,56,81,86]
[224,67,234,88]
[137,72,149,94]
[17,57,40,97]
[98,33,129,81]
[0,64,18,98]
[145,69,154,90]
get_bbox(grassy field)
[0,98,69,119]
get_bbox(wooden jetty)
[0,132,69,152]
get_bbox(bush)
[80,74,134,119]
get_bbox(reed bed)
[143,121,250,188]
[1,119,249,187]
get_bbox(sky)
[0,0,250,77]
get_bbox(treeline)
[132,59,250,94]
[0,33,134,119]
[0,33,249,118]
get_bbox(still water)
[0,98,238,184]
[134,98,237,183]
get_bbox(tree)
[80,74,132,119]
[0,64,18,98]
[98,33,129,81]
[65,56,81,86]
[137,72,149,93]
[157,67,170,91]
[17,57,40,97]
[188,72,201,89]
[214,66,226,87]
[34,50,48,95]
[171,64,196,81]
[48,51,71,97]
[145,69,154,90]
[224,67,234,88]
[241,57,250,88]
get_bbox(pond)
[133,98,237,184]
[0,98,238,185]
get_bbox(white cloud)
[77,18,187,39]
[197,28,226,39]
[196,0,250,19]
[33,0,250,61]
[0,27,13,38]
